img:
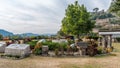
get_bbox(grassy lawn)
[0,43,120,68]
[112,43,120,52]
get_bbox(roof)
[99,32,120,35]
[99,28,120,35]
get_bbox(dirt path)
[0,54,119,68]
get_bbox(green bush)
[42,41,67,51]
[88,36,99,40]
[42,41,58,51]
[97,46,103,54]
[34,48,42,55]
[59,43,67,51]
[32,42,42,55]
[55,48,59,56]
[26,41,38,49]
[13,55,20,58]
[116,37,120,42]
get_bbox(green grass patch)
[83,64,101,68]
[60,64,102,68]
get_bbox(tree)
[57,29,66,36]
[61,1,95,39]
[109,0,120,17]
[93,8,99,13]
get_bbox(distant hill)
[0,29,14,37]
[0,29,39,37]
[18,33,40,37]
[0,29,55,37]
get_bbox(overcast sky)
[0,0,112,34]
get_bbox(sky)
[0,0,112,34]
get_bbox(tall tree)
[93,8,99,13]
[57,29,66,36]
[61,1,95,39]
[109,0,120,17]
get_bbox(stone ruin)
[5,44,31,58]
[76,42,89,56]
[0,42,6,53]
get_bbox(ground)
[0,43,120,68]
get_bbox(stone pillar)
[42,46,49,56]
[102,35,106,48]
[98,37,102,46]
[107,35,112,48]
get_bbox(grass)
[60,63,101,68]
[83,64,101,68]
[112,43,120,52]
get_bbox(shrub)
[55,49,59,56]
[41,40,68,52]
[33,42,42,55]
[42,41,59,51]
[106,47,113,53]
[87,41,98,56]
[33,48,42,55]
[59,43,67,51]
[97,46,103,54]
[116,37,120,42]
[88,36,99,41]
[87,46,96,56]
[6,54,12,57]
[26,41,38,49]
[13,55,20,58]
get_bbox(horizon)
[0,0,112,34]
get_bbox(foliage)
[97,46,104,54]
[55,49,59,56]
[37,35,49,39]
[33,48,42,55]
[109,0,120,16]
[90,12,115,20]
[10,35,23,40]
[106,47,113,53]
[26,40,38,49]
[57,29,67,36]
[93,8,99,13]
[42,41,59,50]
[116,37,120,42]
[109,18,120,24]
[32,42,42,55]
[59,42,68,51]
[61,1,94,38]
[4,54,21,59]
[88,36,99,41]
[87,41,98,56]
[41,41,67,51]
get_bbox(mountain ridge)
[0,29,40,37]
